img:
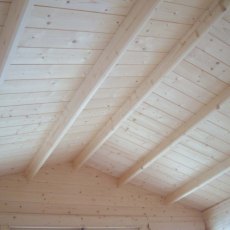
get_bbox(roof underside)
[0,0,230,211]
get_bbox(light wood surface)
[0,0,33,84]
[25,0,161,179]
[73,0,229,172]
[0,164,205,230]
[0,0,229,219]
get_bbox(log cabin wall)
[0,164,205,229]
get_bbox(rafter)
[73,0,230,171]
[165,157,230,204]
[0,0,33,84]
[25,0,161,179]
[118,87,230,186]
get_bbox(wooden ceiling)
[0,0,230,212]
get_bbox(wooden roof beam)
[118,87,230,186]
[165,157,230,204]
[0,0,33,85]
[73,0,230,171]
[25,0,161,179]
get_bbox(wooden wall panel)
[0,164,205,229]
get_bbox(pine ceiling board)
[87,144,135,177]
[87,158,127,178]
[142,160,192,184]
[28,6,124,33]
[64,131,96,144]
[48,133,100,165]
[115,126,159,150]
[206,176,230,195]
[165,0,212,9]
[184,185,230,210]
[118,51,166,65]
[164,150,209,172]
[19,28,113,49]
[71,114,113,128]
[0,113,59,128]
[60,132,96,151]
[137,102,183,129]
[128,36,177,53]
[132,173,173,194]
[197,33,230,66]
[0,102,65,117]
[110,64,156,77]
[0,91,73,107]
[68,124,102,136]
[0,78,83,94]
[113,127,158,154]
[151,2,203,25]
[153,82,204,112]
[208,111,230,133]
[198,120,230,145]
[0,144,42,176]
[186,48,230,84]
[0,1,10,26]
[0,122,53,137]
[144,170,228,204]
[224,9,230,22]
[175,179,227,205]
[135,176,184,200]
[99,2,205,124]
[94,88,134,100]
[209,174,230,193]
[34,0,135,16]
[0,158,31,176]
[130,135,229,196]
[121,119,166,144]
[101,76,146,89]
[163,72,216,104]
[107,139,150,162]
[128,111,173,137]
[181,195,212,211]
[108,134,150,159]
[154,155,200,177]
[178,135,229,162]
[140,19,190,39]
[7,64,155,80]
[0,131,48,145]
[49,143,91,163]
[77,97,127,110]
[76,106,119,118]
[208,110,230,131]
[218,97,230,117]
[210,18,230,46]
[187,128,230,155]
[12,48,102,65]
[145,92,193,121]
[133,163,187,192]
[0,140,43,157]
[172,144,222,167]
[7,64,93,80]
[173,60,228,95]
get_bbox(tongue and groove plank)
[165,157,230,204]
[72,0,230,173]
[25,0,161,178]
[118,87,230,186]
[0,0,33,84]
